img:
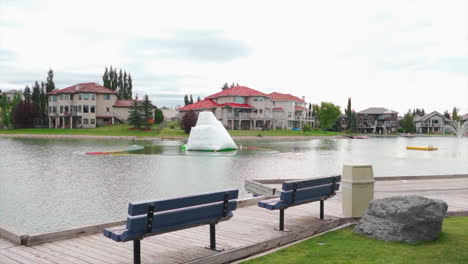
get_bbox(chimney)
[75,85,80,91]
[302,96,305,101]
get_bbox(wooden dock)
[0,177,467,264]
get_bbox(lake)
[0,136,467,234]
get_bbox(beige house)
[357,107,399,133]
[178,86,310,130]
[0,89,23,101]
[414,111,450,133]
[268,92,314,129]
[47,82,154,128]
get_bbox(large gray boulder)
[355,195,448,243]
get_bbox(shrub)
[180,110,197,134]
[13,102,39,128]
[154,108,164,124]
[303,123,312,132]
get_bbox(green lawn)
[242,217,468,264]
[0,125,343,138]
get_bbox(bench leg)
[275,209,290,232]
[206,223,224,252]
[320,200,324,220]
[134,240,141,264]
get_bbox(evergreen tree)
[141,95,154,129]
[46,69,55,93]
[102,67,111,89]
[184,95,189,106]
[345,97,352,127]
[308,103,312,117]
[127,74,133,99]
[127,96,142,128]
[122,71,128,99]
[236,83,239,86]
[39,82,47,116]
[452,107,460,121]
[350,111,357,133]
[23,85,32,103]
[189,94,194,104]
[230,82,235,88]
[400,110,416,132]
[32,81,41,106]
[221,83,229,90]
[443,110,450,119]
[154,108,164,124]
[197,96,201,102]
[117,69,124,99]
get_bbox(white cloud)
[0,0,467,113]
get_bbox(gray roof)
[3,89,21,94]
[358,107,398,114]
[415,111,449,122]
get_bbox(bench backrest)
[120,189,238,241]
[280,176,341,205]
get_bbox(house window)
[48,106,52,113]
[288,112,292,118]
[258,98,263,101]
[90,119,95,125]
[83,105,89,113]
[70,94,73,100]
[53,95,57,102]
[91,94,95,100]
[60,94,63,100]
[259,109,263,114]
[64,106,69,113]
[83,119,89,124]
[84,94,89,100]
[91,106,95,113]
[52,106,57,113]
[78,94,82,100]
[106,107,110,112]
[78,105,82,113]
[60,105,63,113]
[235,97,245,103]
[253,98,258,102]
[103,94,110,100]
[73,106,77,113]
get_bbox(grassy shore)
[0,124,343,138]
[242,217,468,264]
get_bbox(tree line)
[102,66,133,100]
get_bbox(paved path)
[0,178,466,264]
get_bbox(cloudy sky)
[1,0,467,114]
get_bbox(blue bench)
[104,189,239,264]
[258,176,341,231]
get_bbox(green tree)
[126,74,133,99]
[221,82,229,90]
[443,110,450,119]
[102,67,111,89]
[32,81,41,106]
[452,107,460,121]
[189,94,194,104]
[141,95,154,129]
[0,92,21,127]
[154,108,164,124]
[45,69,55,93]
[349,111,357,133]
[127,96,142,128]
[23,85,32,103]
[184,95,190,106]
[197,96,201,102]
[317,102,341,130]
[400,110,416,132]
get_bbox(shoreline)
[0,133,348,141]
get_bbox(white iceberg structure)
[185,112,238,151]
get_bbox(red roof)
[178,99,221,111]
[206,86,269,99]
[114,100,133,107]
[114,99,157,108]
[48,83,117,95]
[221,103,253,108]
[268,92,305,103]
[272,107,284,111]
[295,106,308,111]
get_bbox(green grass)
[0,125,343,138]
[0,124,186,137]
[242,217,468,264]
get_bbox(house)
[47,82,155,128]
[178,86,310,130]
[267,92,314,130]
[357,107,398,133]
[0,89,23,101]
[414,111,450,134]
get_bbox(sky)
[0,0,467,114]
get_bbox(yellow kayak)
[406,146,438,151]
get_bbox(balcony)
[227,113,273,119]
[49,111,82,117]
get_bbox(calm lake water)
[0,136,467,234]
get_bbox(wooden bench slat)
[128,189,239,216]
[282,175,341,191]
[281,184,339,204]
[109,201,237,242]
